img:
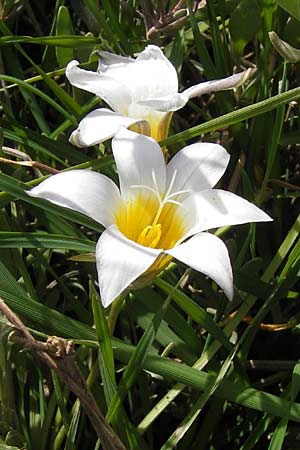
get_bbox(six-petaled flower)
[66,45,254,147]
[28,128,271,307]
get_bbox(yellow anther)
[137,224,162,248]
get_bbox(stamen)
[152,170,161,198]
[167,188,192,199]
[137,224,162,248]
[164,169,177,200]
[166,199,182,207]
[129,169,190,231]
[130,184,161,203]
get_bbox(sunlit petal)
[96,225,161,307]
[166,142,230,194]
[182,68,256,99]
[137,93,188,112]
[28,170,121,228]
[182,189,272,237]
[112,127,166,200]
[97,46,178,101]
[166,232,234,300]
[66,60,131,113]
[69,108,144,147]
[131,45,178,99]
[97,50,134,70]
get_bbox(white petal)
[69,108,143,147]
[182,69,256,99]
[137,92,188,112]
[166,232,234,300]
[135,46,178,97]
[166,143,230,195]
[112,127,166,200]
[132,46,179,100]
[97,45,178,103]
[97,50,134,71]
[66,60,131,113]
[28,170,121,228]
[182,189,272,237]
[96,225,161,307]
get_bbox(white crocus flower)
[66,45,254,147]
[28,128,271,307]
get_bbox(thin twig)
[0,156,59,174]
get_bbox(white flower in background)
[28,128,271,307]
[66,45,254,147]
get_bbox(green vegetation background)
[0,1,299,449]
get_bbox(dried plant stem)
[0,298,127,450]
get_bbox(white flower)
[28,128,271,307]
[66,45,254,147]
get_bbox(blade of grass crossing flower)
[161,86,300,147]
[106,269,191,424]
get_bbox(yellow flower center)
[128,107,173,155]
[115,192,186,250]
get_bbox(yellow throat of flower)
[129,111,173,156]
[115,192,186,251]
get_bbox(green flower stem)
[108,295,126,335]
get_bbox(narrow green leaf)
[0,74,76,125]
[161,86,300,147]
[0,34,102,47]
[56,7,75,66]
[155,278,232,351]
[277,0,300,20]
[106,271,189,423]
[0,232,95,252]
